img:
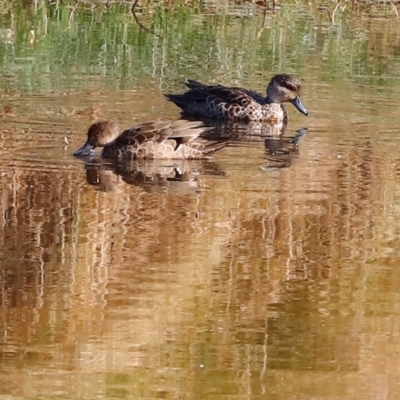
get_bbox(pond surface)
[1,1,400,399]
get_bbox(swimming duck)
[73,119,227,159]
[165,74,308,123]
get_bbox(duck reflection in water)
[83,159,226,194]
[73,119,228,194]
[199,122,308,170]
[200,120,287,140]
[262,128,308,170]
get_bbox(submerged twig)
[328,0,343,24]
[131,0,151,33]
[69,0,80,27]
[257,9,268,39]
[390,1,399,19]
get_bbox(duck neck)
[265,96,278,104]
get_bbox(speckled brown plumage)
[165,74,308,123]
[73,120,227,160]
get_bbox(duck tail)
[185,79,207,90]
[164,93,188,107]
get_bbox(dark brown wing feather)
[185,80,267,104]
[96,119,226,159]
[112,120,210,150]
[165,80,267,118]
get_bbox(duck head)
[267,74,308,116]
[73,120,120,156]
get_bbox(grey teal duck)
[165,74,308,123]
[73,119,227,160]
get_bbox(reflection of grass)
[5,0,397,20]
[320,0,399,21]
[0,0,398,94]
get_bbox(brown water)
[1,1,400,399]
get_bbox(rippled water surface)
[1,1,400,399]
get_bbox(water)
[1,1,400,399]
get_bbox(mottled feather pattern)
[166,74,308,123]
[185,80,268,105]
[74,120,226,160]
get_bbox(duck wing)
[186,80,267,104]
[188,80,267,104]
[235,88,268,105]
[166,80,267,111]
[115,120,211,148]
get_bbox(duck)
[165,74,308,123]
[73,119,227,160]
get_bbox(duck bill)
[73,141,95,156]
[291,97,308,116]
